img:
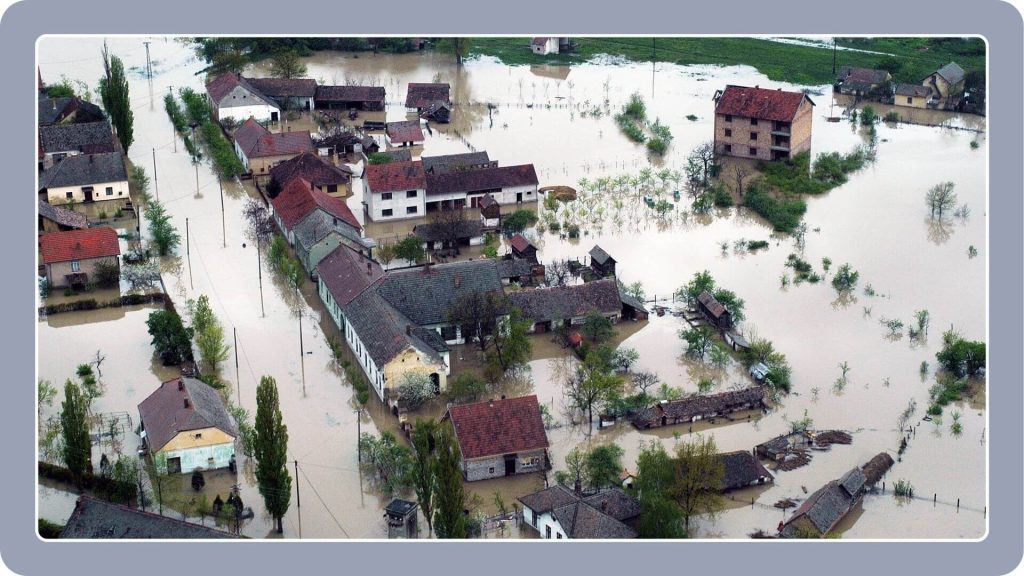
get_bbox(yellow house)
[38,152,130,206]
[138,377,237,474]
[894,83,932,109]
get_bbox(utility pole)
[195,162,200,197]
[169,86,177,153]
[832,38,837,76]
[219,179,226,247]
[152,148,159,201]
[257,238,265,317]
[355,408,363,462]
[186,217,193,290]
[143,41,152,78]
[294,460,301,539]
[234,327,240,405]
[298,307,307,396]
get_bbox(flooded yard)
[36,37,985,539]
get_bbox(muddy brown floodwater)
[37,38,985,539]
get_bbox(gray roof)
[37,96,103,126]
[39,121,115,154]
[582,489,641,522]
[933,62,965,85]
[550,501,637,539]
[341,286,446,368]
[293,210,365,253]
[137,377,237,452]
[632,387,765,428]
[719,451,773,491]
[497,258,535,280]
[784,481,855,536]
[39,152,128,189]
[316,245,382,308]
[422,151,492,174]
[619,291,647,314]
[518,485,580,515]
[39,96,74,125]
[838,467,867,497]
[508,279,622,324]
[38,199,88,229]
[895,83,932,98]
[61,496,238,539]
[413,220,483,243]
[589,245,613,265]
[375,259,504,326]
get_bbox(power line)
[298,465,351,538]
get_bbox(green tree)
[635,441,685,538]
[449,373,487,402]
[501,210,539,234]
[554,447,587,492]
[60,379,91,487]
[712,288,745,323]
[144,201,181,256]
[398,372,436,410]
[188,295,230,373]
[432,423,467,538]
[585,443,625,491]
[563,351,623,429]
[98,42,134,152]
[358,432,414,493]
[376,243,396,269]
[581,310,615,343]
[411,419,438,536]
[936,329,986,377]
[130,165,150,197]
[394,236,425,264]
[254,376,292,534]
[677,270,716,306]
[437,37,471,65]
[146,310,193,365]
[269,49,307,79]
[679,325,715,360]
[38,379,58,421]
[487,307,532,374]
[831,263,860,293]
[672,434,725,532]
[925,181,957,219]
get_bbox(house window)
[208,457,215,467]
[724,115,732,122]
[907,97,913,104]
[557,534,563,539]
[488,467,495,474]
[406,206,417,215]
[545,526,552,539]
[327,184,338,193]
[750,118,759,126]
[66,191,74,200]
[382,209,393,217]
[407,190,418,198]
[105,187,114,196]
[750,132,758,141]
[749,147,757,156]
[724,144,732,153]
[194,433,202,440]
[71,260,80,272]
[382,192,392,200]
[724,129,732,137]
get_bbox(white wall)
[524,508,567,539]
[365,175,426,222]
[46,178,130,205]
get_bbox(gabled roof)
[234,118,313,159]
[61,496,239,539]
[497,258,535,280]
[39,152,128,190]
[518,484,580,515]
[269,151,352,188]
[137,377,237,453]
[375,259,504,326]
[39,121,116,155]
[508,279,622,323]
[272,177,361,231]
[413,220,483,243]
[582,489,641,522]
[714,85,813,122]
[205,72,277,108]
[40,227,119,264]
[931,62,965,85]
[364,160,426,193]
[315,85,385,102]
[619,291,647,314]
[697,290,728,319]
[531,37,550,47]
[509,234,534,254]
[38,199,89,230]
[406,82,451,108]
[386,121,425,144]
[447,395,549,460]
[247,77,318,99]
[589,245,613,265]
[895,83,932,98]
[632,387,765,428]
[425,165,539,197]
[718,450,773,491]
[422,151,493,174]
[293,210,365,253]
[838,467,866,497]
[341,285,443,368]
[550,501,637,539]
[316,245,383,308]
[837,67,890,86]
[38,96,105,126]
[785,480,855,536]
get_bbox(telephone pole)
[355,408,363,462]
[219,179,226,247]
[234,327,240,405]
[257,238,265,317]
[151,148,159,201]
[185,218,193,290]
[143,41,152,78]
[298,308,307,396]
[294,460,301,539]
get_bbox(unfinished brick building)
[712,85,815,161]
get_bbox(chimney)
[367,262,372,275]
[406,325,412,335]
[454,274,461,288]
[574,480,582,496]
[488,399,494,408]
[183,398,190,409]
[310,181,314,191]
[500,395,506,400]
[75,241,82,250]
[178,380,184,391]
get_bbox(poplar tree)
[60,379,91,487]
[254,376,291,534]
[99,41,134,152]
[432,424,466,538]
[410,419,438,536]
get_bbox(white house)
[205,72,280,124]
[518,485,639,539]
[363,160,427,221]
[38,152,130,206]
[531,37,561,55]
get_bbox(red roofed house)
[205,72,280,124]
[444,395,550,481]
[138,377,237,475]
[268,151,353,198]
[385,121,425,147]
[39,227,120,288]
[363,160,427,221]
[271,177,365,274]
[232,118,314,176]
[712,85,815,161]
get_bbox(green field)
[466,37,985,87]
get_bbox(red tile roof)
[714,85,813,123]
[272,178,361,231]
[247,77,317,99]
[447,395,549,460]
[509,234,533,253]
[365,160,426,193]
[386,121,425,143]
[697,290,728,319]
[205,73,276,108]
[234,119,313,159]
[40,227,120,264]
[316,85,385,103]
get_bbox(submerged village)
[36,37,988,540]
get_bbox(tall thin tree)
[60,379,91,487]
[254,375,292,533]
[99,41,134,153]
[410,419,438,537]
[432,423,466,538]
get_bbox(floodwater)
[36,38,985,539]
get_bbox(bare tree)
[543,259,573,287]
[446,292,507,353]
[730,164,754,198]
[925,181,957,219]
[428,206,470,251]
[691,141,716,187]
[242,198,276,244]
[632,370,659,396]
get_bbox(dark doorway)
[661,416,668,427]
[167,457,182,474]
[82,187,94,203]
[270,111,279,122]
[504,454,516,476]
[430,373,440,395]
[516,192,523,203]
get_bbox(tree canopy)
[254,376,292,533]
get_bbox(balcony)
[771,129,791,137]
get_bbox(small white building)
[531,37,570,55]
[205,72,280,124]
[519,485,639,539]
[38,152,130,206]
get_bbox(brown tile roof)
[269,151,352,188]
[838,67,890,86]
[697,290,728,319]
[271,177,361,231]
[447,395,549,460]
[316,85,385,103]
[364,160,426,193]
[509,234,533,253]
[205,73,277,108]
[714,85,812,122]
[40,227,119,264]
[234,119,313,159]
[531,37,549,47]
[316,245,383,308]
[386,121,425,143]
[247,77,318,99]
[425,164,538,197]
[718,450,773,491]
[582,489,641,521]
[137,377,237,453]
[632,387,765,429]
[405,83,451,108]
[508,279,621,323]
[38,199,88,230]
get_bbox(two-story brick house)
[712,85,815,161]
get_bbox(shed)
[588,245,616,277]
[619,291,648,321]
[697,290,733,331]
[385,121,425,147]
[509,234,538,262]
[384,498,418,539]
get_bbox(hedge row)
[38,461,137,505]
[39,293,167,317]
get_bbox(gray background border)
[2,0,1020,574]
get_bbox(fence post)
[934,493,937,506]
[957,498,960,512]
[882,481,885,493]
